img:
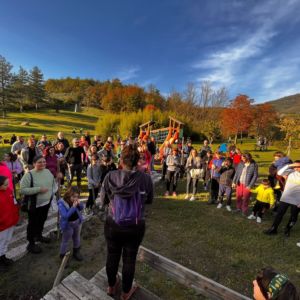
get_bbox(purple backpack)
[111,190,143,226]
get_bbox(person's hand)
[40,187,49,193]
[73,201,78,207]
[246,186,251,190]
[57,172,63,179]
[289,163,300,168]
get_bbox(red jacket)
[0,188,19,231]
[0,163,13,191]
[232,154,242,165]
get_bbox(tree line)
[1,54,299,145]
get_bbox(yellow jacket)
[250,185,275,206]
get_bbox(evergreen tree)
[0,55,13,118]
[29,66,45,110]
[13,66,29,112]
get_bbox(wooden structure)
[43,246,251,300]
[138,120,156,141]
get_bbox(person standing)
[11,136,26,154]
[232,153,258,215]
[19,138,42,172]
[147,137,156,172]
[20,155,57,254]
[99,144,153,300]
[55,132,69,150]
[165,148,180,197]
[199,139,211,158]
[64,138,86,189]
[264,161,300,236]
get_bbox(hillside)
[266,93,300,114]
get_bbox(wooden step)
[90,267,161,300]
[42,271,111,300]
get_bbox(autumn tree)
[221,94,254,144]
[277,116,300,156]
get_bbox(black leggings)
[272,201,300,231]
[27,203,50,244]
[253,201,270,218]
[86,187,99,208]
[166,170,178,192]
[104,219,145,293]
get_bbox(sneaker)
[226,205,232,212]
[234,208,241,213]
[248,214,256,220]
[256,217,262,223]
[189,196,195,201]
[164,191,169,196]
[184,194,189,200]
[172,192,177,197]
[296,242,300,248]
[217,203,222,209]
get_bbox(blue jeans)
[60,219,81,254]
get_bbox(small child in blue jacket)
[58,186,84,261]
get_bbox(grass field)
[1,110,300,299]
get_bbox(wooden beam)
[137,246,251,300]
[169,116,184,125]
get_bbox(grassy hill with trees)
[266,93,300,114]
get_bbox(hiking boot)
[256,217,262,223]
[27,243,42,254]
[248,214,256,220]
[73,247,83,261]
[226,205,232,212]
[36,236,51,244]
[0,255,14,266]
[217,203,222,209]
[264,227,277,235]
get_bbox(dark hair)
[274,151,285,158]
[44,146,55,157]
[256,267,300,300]
[262,179,270,185]
[0,175,8,186]
[242,152,252,161]
[33,155,44,164]
[7,152,17,162]
[225,157,233,164]
[63,186,80,206]
[121,144,140,169]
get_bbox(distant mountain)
[265,93,300,114]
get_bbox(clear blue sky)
[1,0,300,102]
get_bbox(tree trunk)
[35,103,38,111]
[287,136,292,156]
[234,133,237,145]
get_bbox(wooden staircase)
[42,267,161,300]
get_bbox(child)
[165,148,180,196]
[209,151,224,204]
[217,158,235,211]
[0,176,19,269]
[86,154,101,212]
[248,179,275,223]
[58,186,84,261]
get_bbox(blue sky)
[1,0,300,102]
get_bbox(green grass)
[1,110,300,299]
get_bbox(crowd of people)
[0,131,299,299]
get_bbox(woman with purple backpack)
[99,144,153,300]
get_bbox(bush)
[95,113,120,139]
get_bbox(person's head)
[107,136,113,143]
[72,138,79,147]
[33,155,46,171]
[253,267,299,300]
[6,152,17,162]
[242,152,252,163]
[0,176,9,191]
[261,179,271,189]
[215,150,221,159]
[45,146,55,157]
[120,144,140,170]
[17,136,24,143]
[274,151,285,161]
[187,141,192,147]
[105,142,112,150]
[94,135,100,141]
[224,157,233,167]
[28,138,35,148]
[150,136,155,142]
[190,148,198,158]
[41,134,47,141]
[120,140,126,150]
[80,135,86,142]
[203,139,209,146]
[63,186,80,206]
[172,148,179,156]
[236,148,242,154]
[292,160,300,172]
[89,145,97,154]
[55,142,64,151]
[57,132,64,139]
[90,154,98,165]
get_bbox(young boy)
[217,158,235,211]
[248,179,275,223]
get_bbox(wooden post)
[53,251,71,288]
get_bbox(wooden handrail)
[137,246,251,300]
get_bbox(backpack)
[111,190,143,226]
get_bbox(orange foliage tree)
[221,94,254,143]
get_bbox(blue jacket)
[211,158,224,178]
[233,161,258,188]
[58,199,84,231]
